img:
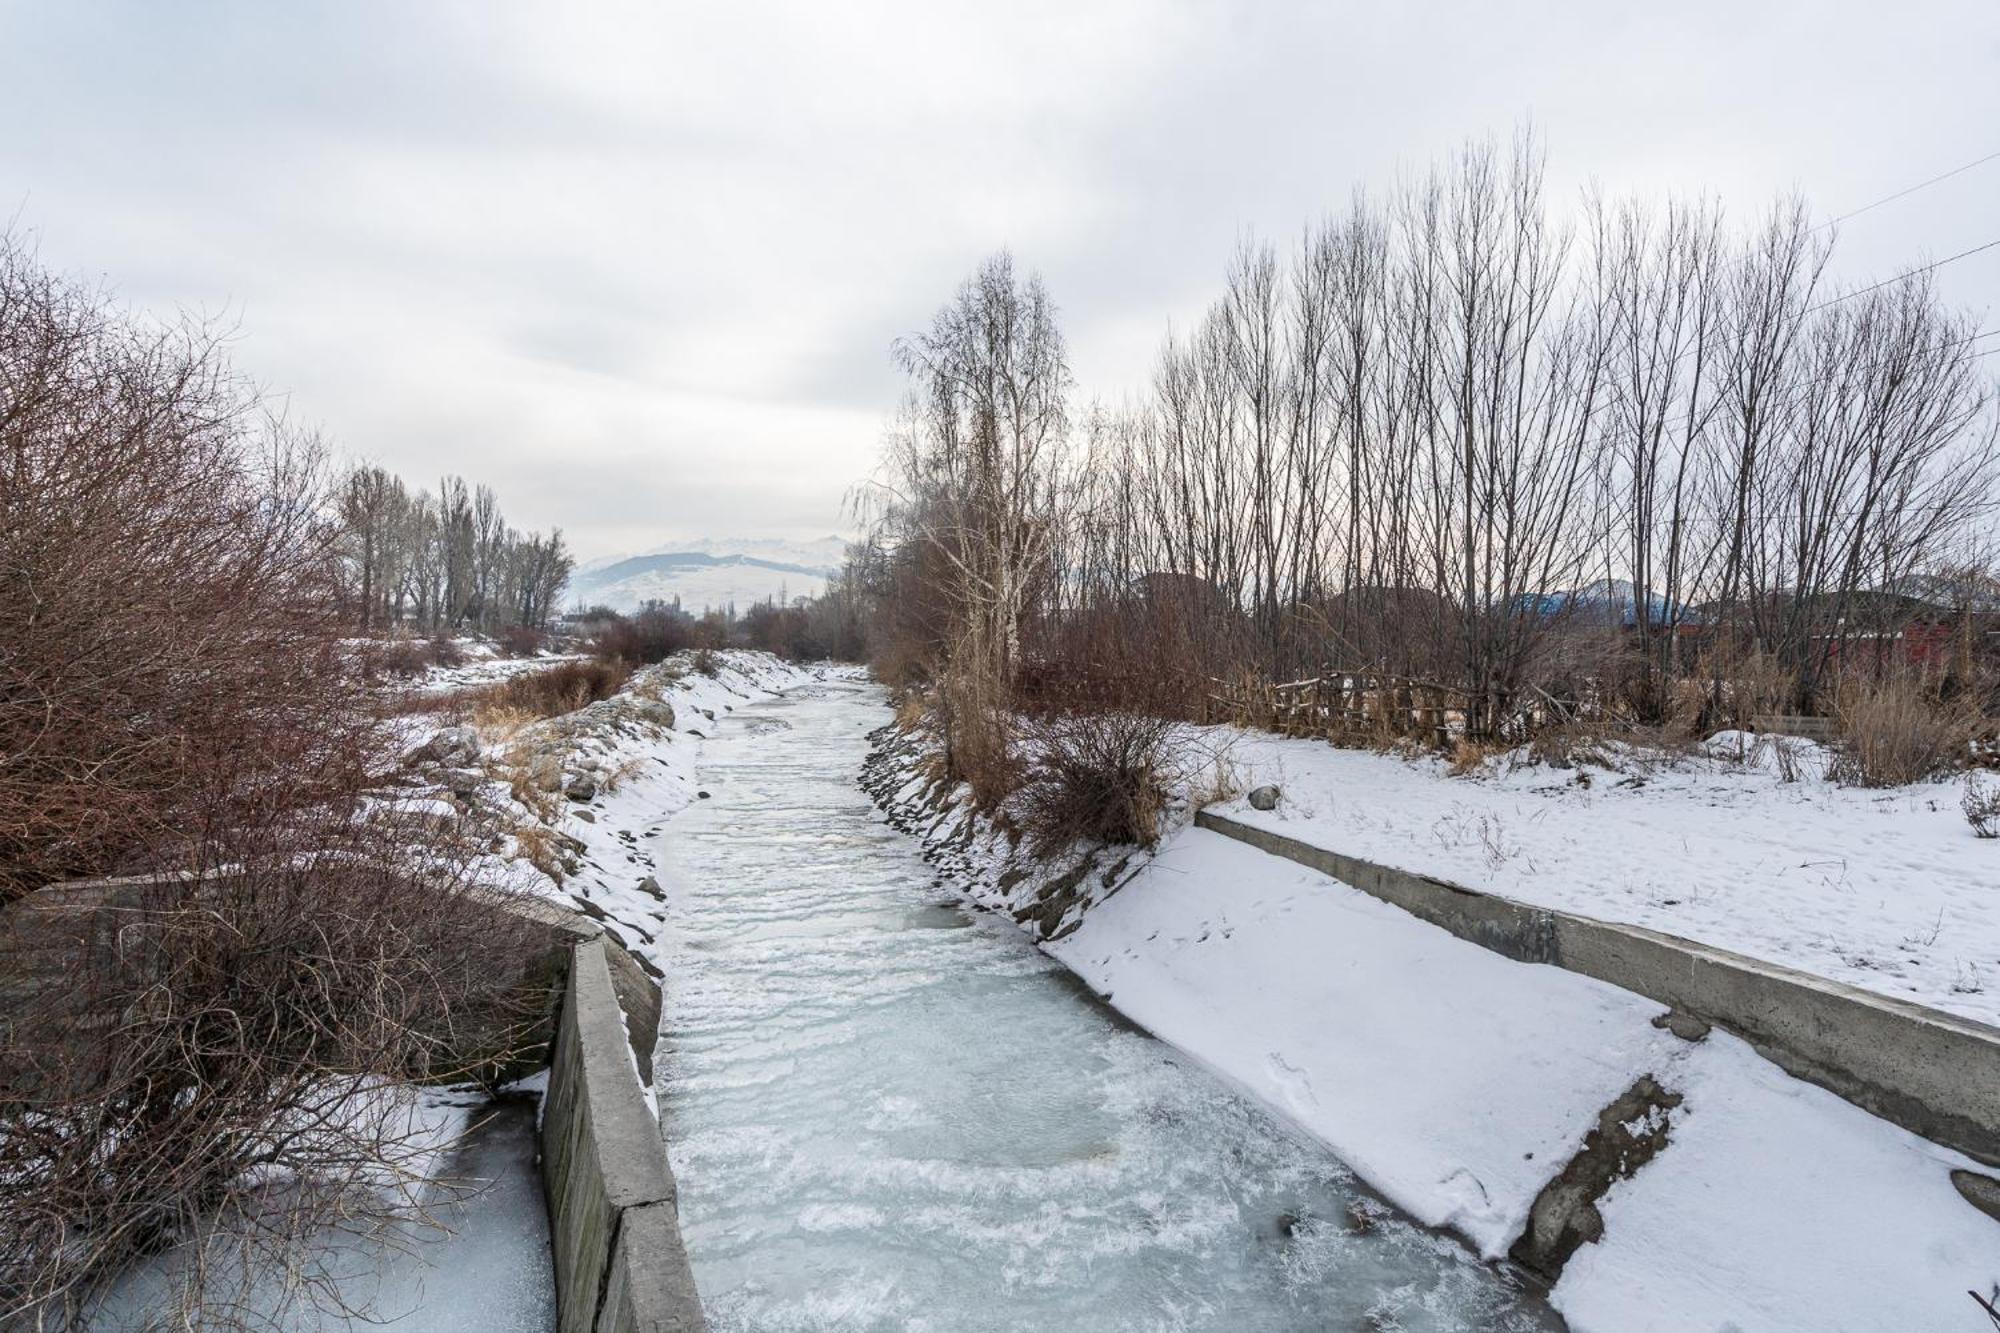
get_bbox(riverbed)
[654,678,1559,1332]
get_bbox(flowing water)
[657,679,1560,1333]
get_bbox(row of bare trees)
[335,466,573,635]
[860,134,1999,752]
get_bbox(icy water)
[657,679,1560,1333]
[88,1095,554,1330]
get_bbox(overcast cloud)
[3,1,1996,559]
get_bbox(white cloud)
[4,0,1995,559]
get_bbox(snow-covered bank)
[1210,728,2000,1027]
[488,651,829,971]
[385,650,829,990]
[866,725,2000,1332]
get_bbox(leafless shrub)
[1964,774,2000,838]
[0,817,551,1329]
[358,636,466,681]
[1528,720,1616,770]
[495,624,545,657]
[406,659,633,737]
[1013,712,1177,855]
[1830,672,1981,787]
[0,237,381,904]
[591,606,698,666]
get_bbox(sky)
[3,1,1997,561]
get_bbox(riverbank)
[865,719,2000,1331]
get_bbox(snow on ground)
[1554,1031,1998,1332]
[1046,826,1679,1258]
[870,724,2000,1333]
[1206,726,2000,1027]
[1044,832,2000,1330]
[403,645,584,694]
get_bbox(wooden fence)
[1204,671,1469,746]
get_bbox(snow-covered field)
[869,724,2000,1333]
[1208,727,2000,1027]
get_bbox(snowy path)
[646,680,1558,1332]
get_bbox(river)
[656,678,1559,1332]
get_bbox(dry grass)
[493,746,563,824]
[1187,751,1245,810]
[1831,672,1982,787]
[409,660,634,740]
[597,756,648,796]
[510,821,570,885]
[1447,737,1506,777]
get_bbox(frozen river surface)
[658,680,1560,1332]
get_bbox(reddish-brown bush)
[591,605,698,665]
[0,236,375,902]
[0,235,546,1326]
[1013,711,1178,855]
[495,623,545,657]
[358,634,465,680]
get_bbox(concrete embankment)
[541,933,707,1333]
[1197,807,2000,1170]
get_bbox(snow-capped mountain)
[568,536,849,614]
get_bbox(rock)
[564,773,598,802]
[1248,785,1281,811]
[697,790,711,800]
[630,698,676,728]
[1510,1075,1682,1280]
[1650,1009,1712,1042]
[572,809,596,824]
[1953,1169,2000,1225]
[403,725,478,769]
[636,875,664,900]
[439,767,482,798]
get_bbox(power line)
[1813,149,2000,233]
[1808,236,2000,312]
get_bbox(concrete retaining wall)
[541,935,707,1333]
[1196,809,2000,1168]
